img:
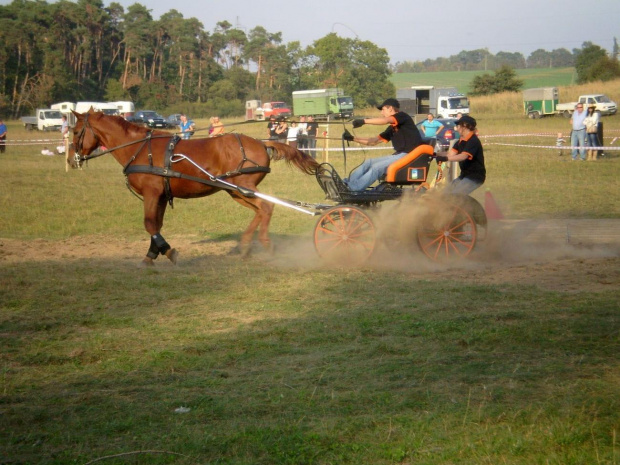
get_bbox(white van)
[75,101,119,115]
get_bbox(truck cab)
[437,95,470,119]
[262,102,292,119]
[21,109,64,131]
[578,95,617,116]
[329,95,354,118]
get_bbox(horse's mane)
[101,113,171,137]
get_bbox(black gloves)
[352,119,365,128]
[342,129,354,142]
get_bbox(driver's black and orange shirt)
[378,111,423,154]
[450,132,486,183]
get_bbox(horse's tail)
[264,140,319,176]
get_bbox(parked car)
[130,110,168,129]
[167,114,182,127]
[416,117,459,151]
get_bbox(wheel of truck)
[25,124,34,131]
[314,206,376,265]
[562,110,572,118]
[527,111,540,119]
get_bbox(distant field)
[390,67,577,93]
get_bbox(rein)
[74,114,172,163]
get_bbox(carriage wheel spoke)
[314,207,376,264]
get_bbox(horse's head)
[71,109,102,159]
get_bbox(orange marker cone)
[484,189,504,220]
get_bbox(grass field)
[1,79,619,464]
[390,68,577,94]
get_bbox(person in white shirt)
[569,103,588,161]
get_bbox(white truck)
[21,109,64,131]
[555,94,617,117]
[396,86,470,119]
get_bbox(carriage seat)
[384,144,434,185]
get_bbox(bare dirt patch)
[1,219,619,294]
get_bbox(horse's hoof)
[165,248,179,265]
[262,241,275,255]
[139,258,155,268]
[239,242,251,258]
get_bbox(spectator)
[286,121,300,148]
[0,118,6,154]
[210,116,224,137]
[179,114,195,140]
[306,116,319,158]
[583,106,600,161]
[297,116,308,151]
[267,116,278,140]
[342,98,423,191]
[275,118,288,142]
[556,132,566,157]
[421,113,444,145]
[435,115,485,195]
[569,103,588,161]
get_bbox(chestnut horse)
[71,109,319,266]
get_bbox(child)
[556,132,565,157]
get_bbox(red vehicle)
[261,101,292,119]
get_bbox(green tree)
[470,65,523,96]
[494,51,526,69]
[574,42,620,83]
[306,33,393,107]
[527,49,552,68]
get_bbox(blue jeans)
[347,152,406,191]
[445,177,483,195]
[571,129,586,160]
[586,132,599,148]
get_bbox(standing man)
[343,98,423,191]
[435,115,485,194]
[421,113,444,145]
[569,103,588,161]
[0,118,7,154]
[306,116,319,158]
[179,114,195,140]
[267,116,278,140]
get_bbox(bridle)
[73,113,100,160]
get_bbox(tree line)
[393,39,620,74]
[1,0,618,118]
[467,42,620,96]
[0,0,393,118]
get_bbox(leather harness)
[77,116,271,207]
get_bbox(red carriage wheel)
[314,206,376,265]
[417,204,477,261]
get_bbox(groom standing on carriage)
[342,98,423,191]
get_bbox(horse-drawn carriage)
[70,109,487,265]
[311,145,487,264]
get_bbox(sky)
[5,0,619,64]
[110,0,619,63]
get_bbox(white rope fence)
[3,130,619,152]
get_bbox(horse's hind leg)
[256,200,274,253]
[141,192,178,266]
[228,193,273,257]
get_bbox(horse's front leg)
[141,192,178,266]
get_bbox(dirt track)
[1,219,619,294]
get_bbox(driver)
[342,98,423,191]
